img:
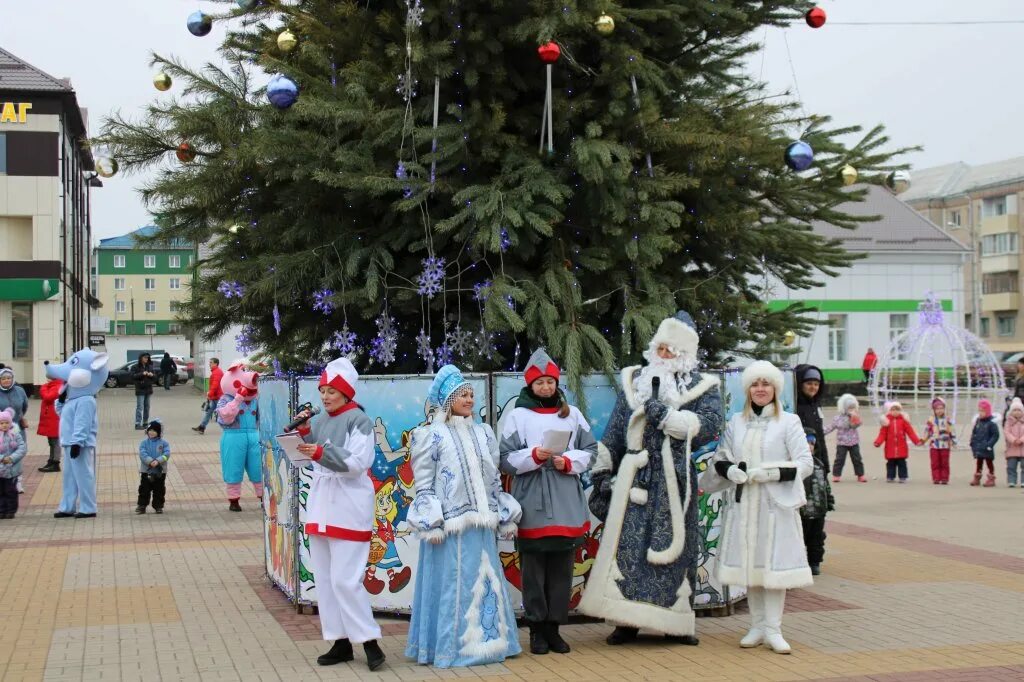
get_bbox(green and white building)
[769,184,970,383]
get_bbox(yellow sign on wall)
[0,102,32,123]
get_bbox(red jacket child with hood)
[874,401,924,459]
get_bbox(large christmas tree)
[98,0,909,390]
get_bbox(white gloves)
[748,467,781,483]
[726,465,748,484]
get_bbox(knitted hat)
[428,365,471,409]
[931,397,946,409]
[0,366,12,387]
[741,360,785,394]
[523,348,560,386]
[800,367,823,383]
[146,420,163,437]
[1009,397,1024,414]
[0,408,13,425]
[978,399,993,414]
[650,310,700,358]
[804,427,817,442]
[319,357,358,399]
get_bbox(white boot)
[762,588,791,654]
[740,586,765,648]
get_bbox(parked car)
[153,354,190,385]
[104,358,188,388]
[1002,352,1024,384]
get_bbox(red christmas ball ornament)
[805,6,826,28]
[537,42,561,64]
[176,142,196,163]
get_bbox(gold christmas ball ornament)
[783,330,797,347]
[840,164,858,186]
[228,224,243,234]
[153,71,172,92]
[95,157,118,178]
[277,29,298,52]
[595,14,615,35]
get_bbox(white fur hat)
[837,393,859,412]
[319,357,358,399]
[741,360,784,394]
[650,311,700,358]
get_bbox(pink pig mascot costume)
[216,359,263,511]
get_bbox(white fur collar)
[622,365,718,411]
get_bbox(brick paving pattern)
[2,389,1024,681]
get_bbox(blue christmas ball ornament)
[784,140,814,171]
[267,74,299,109]
[237,0,258,9]
[187,11,212,37]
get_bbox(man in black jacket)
[794,364,831,576]
[132,354,157,429]
[159,354,177,391]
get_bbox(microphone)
[285,403,320,432]
[651,376,660,400]
[735,462,748,503]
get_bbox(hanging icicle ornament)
[630,76,655,178]
[395,161,413,198]
[267,74,299,109]
[784,140,814,171]
[330,325,359,356]
[537,42,560,156]
[500,228,511,252]
[95,157,118,178]
[311,289,335,315]
[840,164,858,186]
[415,329,435,369]
[472,279,492,302]
[277,29,298,53]
[805,6,827,28]
[369,314,398,366]
[594,14,615,35]
[187,11,213,36]
[217,280,245,298]
[272,304,282,336]
[176,142,196,163]
[429,77,440,187]
[416,256,445,299]
[153,72,172,92]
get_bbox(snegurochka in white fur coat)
[404,365,523,669]
[698,360,814,655]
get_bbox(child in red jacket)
[874,401,924,483]
[37,377,63,473]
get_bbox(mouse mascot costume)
[216,359,263,511]
[47,350,109,519]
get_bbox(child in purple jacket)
[824,393,866,483]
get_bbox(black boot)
[316,639,353,666]
[228,499,242,512]
[38,461,60,473]
[192,426,205,433]
[54,511,75,518]
[529,623,549,654]
[665,634,700,646]
[606,626,639,645]
[363,639,386,671]
[545,622,571,654]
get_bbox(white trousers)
[746,587,786,635]
[309,535,381,644]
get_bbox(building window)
[169,300,181,313]
[169,277,181,290]
[115,323,127,335]
[113,255,126,268]
[169,255,181,268]
[889,313,909,360]
[981,317,991,337]
[144,255,156,268]
[981,233,1018,256]
[998,315,1016,337]
[828,314,847,362]
[115,300,126,314]
[982,271,1019,294]
[983,196,1008,218]
[948,210,962,228]
[11,303,31,359]
[144,278,156,290]
[114,277,125,291]
[144,324,157,335]
[145,301,156,313]
[169,323,182,334]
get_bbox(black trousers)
[885,458,909,480]
[47,437,61,464]
[802,515,827,566]
[520,550,574,624]
[0,477,18,515]
[162,374,172,390]
[833,445,864,477]
[137,473,167,509]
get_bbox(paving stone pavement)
[2,388,1024,681]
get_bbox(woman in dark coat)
[794,364,833,576]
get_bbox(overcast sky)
[2,0,1020,239]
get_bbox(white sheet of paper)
[541,430,572,454]
[275,432,311,463]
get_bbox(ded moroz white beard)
[635,347,698,405]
